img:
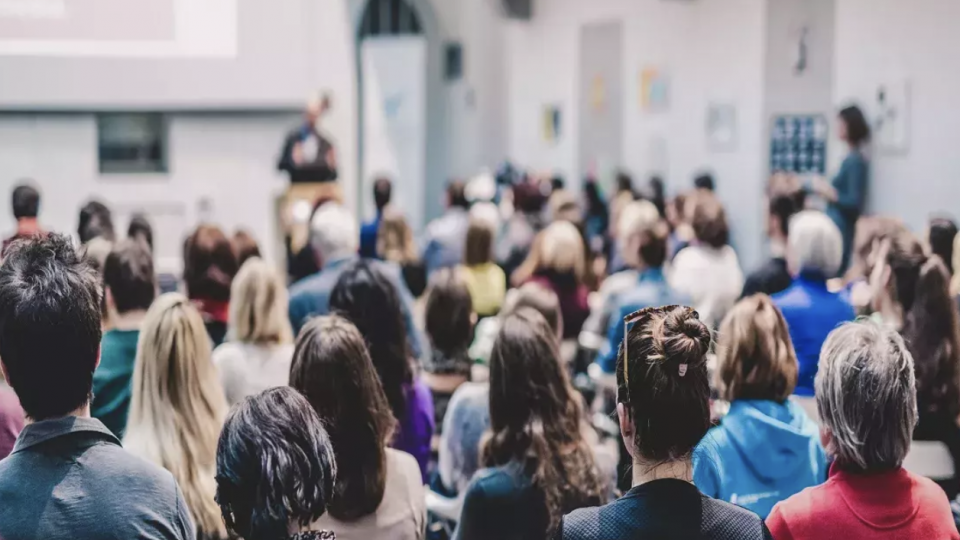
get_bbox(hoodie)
[766,464,959,540]
[693,399,827,518]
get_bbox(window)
[359,0,421,37]
[97,113,168,174]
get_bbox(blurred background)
[0,0,951,274]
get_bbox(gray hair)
[788,210,843,277]
[310,204,359,262]
[815,320,918,472]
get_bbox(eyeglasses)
[621,305,692,387]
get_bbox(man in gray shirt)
[0,234,195,540]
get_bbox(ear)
[819,426,833,455]
[104,285,116,312]
[617,402,636,460]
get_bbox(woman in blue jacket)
[694,294,828,518]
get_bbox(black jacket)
[556,479,771,540]
[278,126,337,183]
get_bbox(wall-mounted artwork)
[542,105,562,143]
[770,115,828,175]
[874,79,910,154]
[640,67,669,112]
[706,103,738,152]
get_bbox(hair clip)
[678,364,688,377]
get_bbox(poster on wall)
[706,103,738,152]
[639,67,669,112]
[874,80,910,154]
[770,115,828,174]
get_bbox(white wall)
[835,0,960,231]
[504,0,768,268]
[0,113,297,270]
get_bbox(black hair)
[0,234,102,420]
[424,269,474,358]
[769,190,804,238]
[127,213,154,252]
[648,176,666,218]
[373,177,392,212]
[103,240,156,314]
[447,180,469,210]
[329,260,413,422]
[583,181,606,218]
[616,172,634,196]
[551,176,566,193]
[11,184,39,220]
[839,105,871,147]
[929,217,958,274]
[694,173,715,192]
[216,387,337,540]
[78,200,116,243]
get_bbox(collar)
[622,478,699,500]
[637,267,667,283]
[12,416,119,454]
[323,255,356,271]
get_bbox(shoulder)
[211,342,244,365]
[468,465,528,499]
[289,273,323,299]
[910,470,956,512]
[701,495,768,538]
[766,481,830,527]
[384,448,425,500]
[557,504,605,539]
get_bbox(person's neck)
[632,459,693,487]
[24,403,91,427]
[110,309,147,331]
[16,217,39,236]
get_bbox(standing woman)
[812,105,871,272]
[454,309,605,540]
[124,293,230,540]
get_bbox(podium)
[279,182,343,272]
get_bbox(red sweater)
[767,463,958,540]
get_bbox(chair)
[903,441,956,481]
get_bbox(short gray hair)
[815,320,918,472]
[788,210,843,277]
[310,204,359,262]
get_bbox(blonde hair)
[228,258,294,345]
[124,293,228,539]
[377,209,418,264]
[540,221,585,279]
[716,295,798,402]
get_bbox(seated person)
[459,217,506,318]
[772,211,854,396]
[741,190,802,298]
[766,321,958,540]
[694,295,827,518]
[556,306,770,539]
[215,387,337,540]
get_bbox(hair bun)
[657,308,711,373]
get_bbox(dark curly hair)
[483,309,605,535]
[215,387,337,540]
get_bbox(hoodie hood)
[720,400,820,482]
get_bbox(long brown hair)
[876,231,960,420]
[482,309,604,535]
[289,315,396,522]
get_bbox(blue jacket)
[288,256,424,357]
[772,274,854,396]
[598,268,684,373]
[693,400,828,518]
[358,213,382,259]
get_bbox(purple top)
[392,378,435,483]
[0,384,25,460]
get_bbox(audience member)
[694,295,827,518]
[609,172,636,243]
[809,105,871,272]
[124,293,229,540]
[455,309,605,540]
[213,258,295,407]
[78,199,116,244]
[742,190,803,297]
[3,182,43,257]
[127,212,154,252]
[515,221,590,339]
[0,235,194,540]
[215,387,338,540]
[91,239,156,438]
[929,216,958,274]
[288,203,424,355]
[843,215,906,312]
[582,180,609,254]
[290,316,426,540]
[868,230,960,496]
[184,224,240,347]
[0,369,22,460]
[583,200,661,344]
[670,192,744,327]
[460,216,506,317]
[665,192,694,257]
[423,180,471,276]
[469,281,563,369]
[329,260,434,480]
[599,219,680,373]
[437,382,491,497]
[423,269,475,429]
[498,180,546,279]
[647,176,667,219]
[377,207,427,297]
[694,172,716,192]
[557,306,770,539]
[231,229,261,267]
[772,211,854,396]
[361,176,392,258]
[766,321,958,540]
